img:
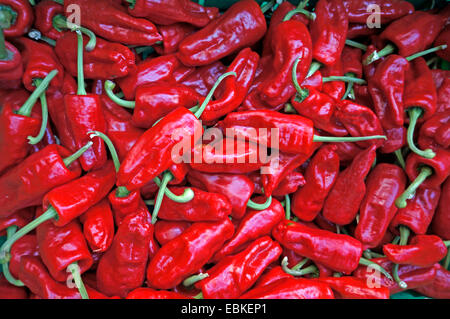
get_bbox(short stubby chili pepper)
[64,0,162,46]
[309,0,348,67]
[316,277,390,299]
[177,0,266,66]
[273,220,366,275]
[292,145,339,222]
[126,287,188,299]
[240,277,335,299]
[0,0,33,38]
[383,235,448,268]
[322,144,376,225]
[390,186,441,236]
[127,0,218,27]
[418,110,450,151]
[187,170,254,219]
[55,32,136,80]
[154,23,196,56]
[146,218,234,290]
[414,264,450,299]
[0,144,84,218]
[368,55,409,129]
[342,0,414,24]
[96,209,153,298]
[154,220,191,246]
[0,275,27,299]
[431,178,449,240]
[195,237,282,299]
[79,199,115,253]
[212,197,284,263]
[355,163,407,249]
[34,0,64,41]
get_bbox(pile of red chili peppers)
[0,0,448,300]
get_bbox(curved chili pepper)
[0,0,33,37]
[126,287,188,299]
[146,218,234,290]
[414,264,450,299]
[431,178,449,240]
[292,145,339,222]
[355,163,407,249]
[316,276,390,299]
[154,23,196,55]
[418,110,450,151]
[405,150,450,189]
[154,220,190,246]
[342,0,414,24]
[34,0,63,41]
[8,234,38,280]
[177,0,266,66]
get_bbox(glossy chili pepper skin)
[368,55,409,129]
[383,235,447,268]
[431,178,449,240]
[154,23,197,55]
[55,32,136,80]
[378,11,445,57]
[196,237,282,299]
[96,209,153,298]
[79,199,115,253]
[380,126,407,154]
[240,277,335,299]
[342,0,414,24]
[64,94,108,171]
[177,0,266,66]
[0,275,28,299]
[321,59,346,100]
[154,221,191,246]
[1,0,33,37]
[158,187,231,222]
[355,164,407,249]
[251,170,305,197]
[329,141,363,167]
[391,186,441,236]
[405,150,450,188]
[187,170,254,219]
[0,41,23,89]
[432,70,450,113]
[117,107,202,191]
[254,266,293,288]
[341,46,363,78]
[316,277,390,299]
[132,83,201,128]
[0,208,33,236]
[36,208,93,282]
[64,0,162,46]
[146,218,234,290]
[34,0,64,40]
[180,61,226,96]
[9,234,39,279]
[347,23,379,39]
[43,161,116,227]
[292,145,339,222]
[418,110,450,151]
[126,287,188,299]
[414,264,450,299]
[108,189,147,227]
[273,220,363,274]
[310,0,348,66]
[212,197,284,262]
[323,145,377,225]
[434,25,450,61]
[0,145,82,218]
[128,0,218,27]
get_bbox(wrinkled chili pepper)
[154,23,196,55]
[431,178,450,240]
[414,264,450,299]
[0,0,33,38]
[418,110,450,151]
[316,276,390,299]
[154,220,191,246]
[342,0,414,24]
[180,61,226,96]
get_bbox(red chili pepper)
[0,0,33,37]
[64,0,162,46]
[254,266,293,288]
[154,23,197,55]
[329,141,363,167]
[146,218,234,290]
[96,209,153,298]
[431,178,449,240]
[320,60,346,100]
[292,145,339,222]
[310,0,348,66]
[0,40,23,89]
[342,0,414,24]
[251,170,306,197]
[418,110,450,151]
[316,277,390,299]
[239,277,335,299]
[433,70,450,113]
[355,163,407,249]
[212,197,284,262]
[196,236,282,299]
[347,23,378,39]
[0,275,28,299]
[180,61,226,96]
[34,0,64,41]
[177,0,266,66]
[127,0,218,27]
[341,46,363,78]
[187,170,254,219]
[322,145,376,225]
[154,220,191,246]
[434,25,450,61]
[380,126,407,154]
[405,149,450,189]
[0,208,33,236]
[414,264,450,299]
[126,287,188,299]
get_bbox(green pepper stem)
[16,70,59,117]
[62,141,93,168]
[27,79,49,145]
[67,262,89,299]
[115,186,131,198]
[0,207,58,264]
[247,196,272,211]
[284,103,297,114]
[28,29,56,46]
[283,8,316,21]
[183,273,209,287]
[104,81,136,109]
[392,236,400,245]
[392,264,408,289]
[345,39,368,51]
[399,226,410,246]
[406,107,436,159]
[333,272,343,277]
[151,172,172,224]
[359,257,393,281]
[260,0,276,14]
[281,257,318,276]
[52,0,64,4]
[313,135,387,143]
[193,292,203,299]
[406,45,447,62]
[394,149,406,170]
[75,30,86,96]
[2,227,24,287]
[292,57,310,101]
[154,175,195,203]
[342,73,355,100]
[284,194,291,220]
[306,61,322,78]
[395,166,433,208]
[52,15,96,51]
[194,71,236,119]
[292,258,309,271]
[144,199,155,206]
[363,44,396,65]
[88,131,121,172]
[0,27,6,60]
[443,243,450,270]
[0,7,13,60]
[322,76,366,85]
